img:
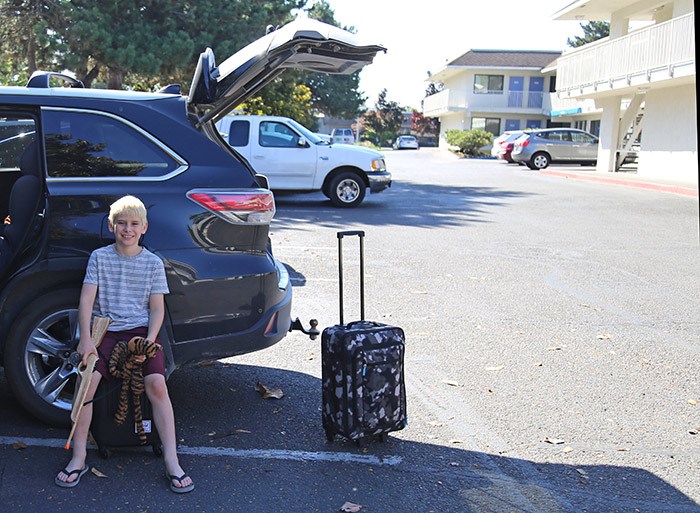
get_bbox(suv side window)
[544,131,570,142]
[43,110,179,178]
[228,120,250,147]
[571,132,597,144]
[1,115,37,219]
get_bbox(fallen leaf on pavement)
[616,447,629,451]
[544,437,565,445]
[440,379,461,387]
[688,428,699,435]
[533,362,543,367]
[91,467,108,478]
[562,446,574,453]
[688,399,698,405]
[198,360,216,367]
[428,421,444,427]
[340,502,362,512]
[12,442,27,450]
[596,333,612,340]
[256,381,284,399]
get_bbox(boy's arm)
[77,283,98,365]
[147,293,165,344]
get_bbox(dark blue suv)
[0,19,384,425]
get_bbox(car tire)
[4,289,82,426]
[328,171,366,208]
[530,152,550,170]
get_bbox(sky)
[320,0,585,109]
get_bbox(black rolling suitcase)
[321,230,407,444]
[90,378,162,459]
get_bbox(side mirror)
[297,137,309,148]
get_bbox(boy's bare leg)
[145,374,193,489]
[56,371,102,484]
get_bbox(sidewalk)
[539,168,698,198]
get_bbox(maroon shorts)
[95,327,165,379]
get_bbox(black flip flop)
[166,473,195,494]
[55,466,89,488]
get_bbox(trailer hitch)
[289,317,320,340]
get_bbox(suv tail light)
[519,138,530,147]
[187,189,275,224]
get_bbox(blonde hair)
[108,195,147,225]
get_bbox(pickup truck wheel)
[4,289,81,426]
[329,172,366,208]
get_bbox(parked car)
[493,131,523,163]
[490,131,520,158]
[393,135,419,150]
[511,128,599,169]
[216,115,391,207]
[0,18,385,425]
[330,128,354,144]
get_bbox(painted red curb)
[540,170,698,198]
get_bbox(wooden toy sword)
[65,316,111,450]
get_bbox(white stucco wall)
[637,83,698,184]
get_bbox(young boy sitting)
[55,195,194,493]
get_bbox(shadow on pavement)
[1,364,697,512]
[272,181,534,231]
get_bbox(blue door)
[526,119,542,129]
[508,77,524,107]
[505,119,520,131]
[528,77,544,108]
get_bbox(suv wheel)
[529,152,550,170]
[329,171,366,208]
[4,289,81,426]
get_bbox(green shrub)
[445,129,494,156]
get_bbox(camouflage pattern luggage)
[321,231,407,444]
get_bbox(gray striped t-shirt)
[84,244,169,331]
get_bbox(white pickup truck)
[216,115,391,207]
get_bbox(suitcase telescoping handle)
[337,230,365,324]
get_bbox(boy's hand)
[76,338,97,367]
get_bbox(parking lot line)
[0,436,402,466]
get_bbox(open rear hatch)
[188,18,385,125]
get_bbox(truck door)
[251,120,317,190]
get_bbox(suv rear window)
[43,110,179,178]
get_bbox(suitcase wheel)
[98,446,111,459]
[152,443,163,457]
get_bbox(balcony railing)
[556,12,695,94]
[423,88,550,116]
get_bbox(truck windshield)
[287,119,326,145]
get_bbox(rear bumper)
[170,279,293,365]
[368,171,392,193]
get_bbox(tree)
[567,21,610,48]
[360,89,405,145]
[0,0,69,84]
[241,80,316,130]
[300,0,366,118]
[445,129,493,156]
[411,110,439,138]
[0,0,304,89]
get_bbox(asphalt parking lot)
[1,149,698,512]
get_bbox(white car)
[393,135,419,150]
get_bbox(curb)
[540,170,698,198]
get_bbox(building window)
[574,120,587,131]
[474,74,504,94]
[472,117,501,136]
[589,120,601,137]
